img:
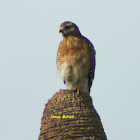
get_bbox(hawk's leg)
[74,85,80,94]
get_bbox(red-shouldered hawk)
[57,21,96,94]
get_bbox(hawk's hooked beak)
[59,27,63,33]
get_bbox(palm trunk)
[38,90,107,140]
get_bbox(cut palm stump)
[38,90,107,140]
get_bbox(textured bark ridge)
[38,90,107,140]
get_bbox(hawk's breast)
[57,36,91,76]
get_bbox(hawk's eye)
[65,26,71,29]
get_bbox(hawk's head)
[59,21,81,37]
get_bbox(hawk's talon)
[74,85,80,94]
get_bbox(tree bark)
[38,90,107,140]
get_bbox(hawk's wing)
[84,37,96,93]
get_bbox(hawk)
[57,21,96,94]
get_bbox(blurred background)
[0,0,140,140]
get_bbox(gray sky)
[0,0,140,140]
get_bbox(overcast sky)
[0,0,140,140]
